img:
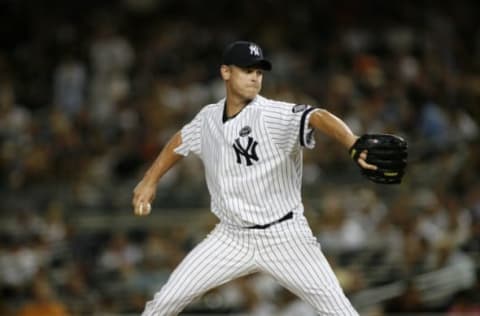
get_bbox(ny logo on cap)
[249,44,260,56]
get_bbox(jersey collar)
[222,96,258,123]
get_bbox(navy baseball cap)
[222,41,272,71]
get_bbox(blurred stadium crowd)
[1,0,480,315]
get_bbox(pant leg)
[256,216,359,316]
[142,224,255,316]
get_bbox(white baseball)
[137,202,151,215]
[144,202,151,214]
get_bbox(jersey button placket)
[218,125,230,217]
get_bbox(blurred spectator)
[448,274,480,315]
[41,201,68,245]
[53,55,87,118]
[89,20,134,125]
[0,78,33,189]
[0,235,40,291]
[0,210,51,294]
[395,227,432,279]
[60,265,99,316]
[15,275,70,316]
[97,232,143,278]
[317,191,368,256]
[384,282,426,313]
[416,188,449,246]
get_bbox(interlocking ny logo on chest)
[232,126,259,166]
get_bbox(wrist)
[142,172,159,186]
[347,135,359,150]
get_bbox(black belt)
[247,212,293,229]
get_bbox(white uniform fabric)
[174,95,317,226]
[142,95,359,316]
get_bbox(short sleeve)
[299,106,320,149]
[174,111,203,157]
[263,102,320,153]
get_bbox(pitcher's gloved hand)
[349,134,408,184]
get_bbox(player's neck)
[225,95,252,118]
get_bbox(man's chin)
[244,91,259,100]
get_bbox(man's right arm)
[132,131,184,216]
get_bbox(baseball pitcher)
[132,41,407,315]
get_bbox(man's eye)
[245,68,262,75]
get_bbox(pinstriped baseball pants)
[142,214,359,316]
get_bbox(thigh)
[149,224,256,306]
[257,218,359,316]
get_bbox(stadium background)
[0,0,479,315]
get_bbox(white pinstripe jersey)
[174,95,319,227]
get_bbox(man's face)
[221,65,263,100]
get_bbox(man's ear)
[220,65,231,80]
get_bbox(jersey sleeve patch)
[292,104,308,113]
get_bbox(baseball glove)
[349,134,408,184]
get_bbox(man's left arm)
[308,109,376,170]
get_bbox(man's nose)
[251,73,260,81]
